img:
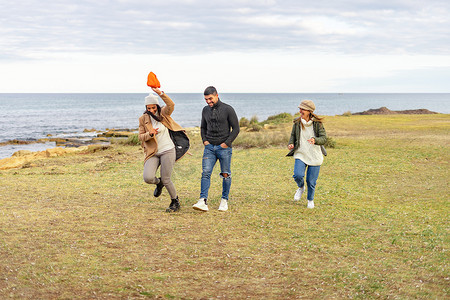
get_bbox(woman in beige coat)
[138,87,189,212]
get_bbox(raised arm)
[152,87,175,116]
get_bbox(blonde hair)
[311,112,324,123]
[296,111,324,129]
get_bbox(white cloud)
[0,51,448,93]
[0,0,449,92]
[299,16,365,36]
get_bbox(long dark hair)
[145,105,162,122]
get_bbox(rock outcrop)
[0,146,88,170]
[352,107,438,115]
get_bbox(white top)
[151,117,175,154]
[293,119,324,166]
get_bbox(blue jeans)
[200,144,232,200]
[293,159,321,201]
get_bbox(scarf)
[145,105,162,122]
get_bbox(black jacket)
[169,130,190,161]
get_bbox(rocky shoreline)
[0,127,202,169]
[0,146,91,170]
[0,108,441,170]
[0,128,138,148]
[351,107,438,115]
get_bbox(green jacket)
[286,118,327,157]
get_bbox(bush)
[113,134,140,146]
[250,115,259,125]
[342,111,352,117]
[239,117,250,127]
[126,134,140,145]
[251,124,262,132]
[264,112,293,124]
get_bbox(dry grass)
[0,114,449,299]
[233,127,290,148]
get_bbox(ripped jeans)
[200,144,232,200]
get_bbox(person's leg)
[143,155,160,184]
[305,165,321,201]
[293,159,306,188]
[159,148,177,199]
[217,146,232,200]
[200,144,217,200]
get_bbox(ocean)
[0,93,449,159]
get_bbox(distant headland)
[351,107,438,115]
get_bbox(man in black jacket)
[193,86,240,212]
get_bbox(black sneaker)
[166,197,180,212]
[154,178,164,197]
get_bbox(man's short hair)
[204,86,217,96]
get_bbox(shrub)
[126,134,140,145]
[113,134,140,146]
[239,117,250,127]
[251,124,262,132]
[264,112,293,124]
[250,115,259,125]
[342,111,352,117]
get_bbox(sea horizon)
[1,92,449,159]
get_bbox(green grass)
[0,114,448,298]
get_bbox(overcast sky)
[1,0,449,93]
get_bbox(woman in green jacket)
[287,100,327,209]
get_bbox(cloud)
[0,1,449,93]
[1,0,449,61]
[335,66,450,93]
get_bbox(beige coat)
[138,93,185,162]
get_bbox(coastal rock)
[0,146,88,170]
[1,128,138,148]
[0,139,34,146]
[92,137,110,142]
[263,124,277,130]
[48,138,69,146]
[98,131,135,138]
[46,147,67,157]
[352,107,438,115]
[0,157,28,170]
[105,128,137,132]
[12,150,33,157]
[84,145,111,153]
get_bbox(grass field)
[0,114,448,299]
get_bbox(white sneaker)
[218,199,228,211]
[193,198,208,211]
[294,186,304,201]
[307,200,314,209]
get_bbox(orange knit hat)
[147,72,161,88]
